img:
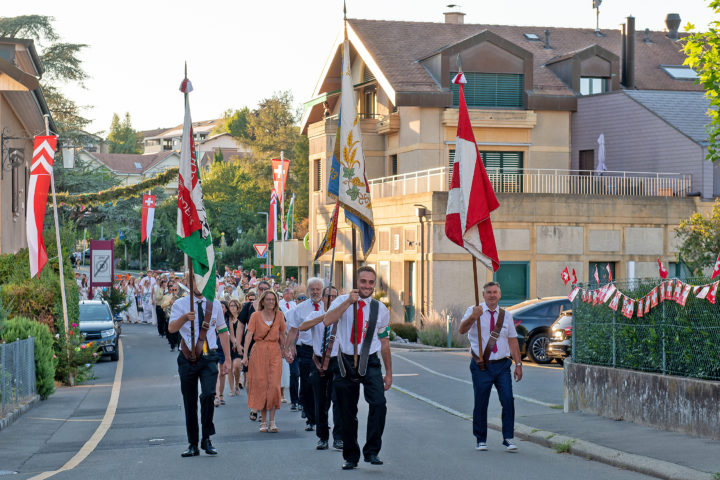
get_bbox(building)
[142,119,222,154]
[0,37,55,254]
[303,12,715,323]
[75,150,180,193]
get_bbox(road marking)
[28,339,124,480]
[27,417,102,423]
[69,384,113,388]
[391,385,472,421]
[392,373,419,377]
[393,353,561,409]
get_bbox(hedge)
[390,323,418,342]
[0,316,55,399]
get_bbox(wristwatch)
[515,363,522,366]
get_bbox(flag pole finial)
[456,53,463,72]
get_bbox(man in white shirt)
[299,286,343,451]
[279,288,296,314]
[324,266,392,470]
[168,286,231,458]
[459,281,523,453]
[285,278,323,430]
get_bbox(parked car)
[547,310,573,364]
[79,299,119,361]
[505,297,572,364]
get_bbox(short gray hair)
[307,277,324,289]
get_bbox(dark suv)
[79,300,119,361]
[506,297,571,364]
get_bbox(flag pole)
[352,226,358,367]
[472,257,479,306]
[280,151,286,283]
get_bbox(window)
[580,77,608,95]
[450,72,524,108]
[589,262,615,287]
[449,149,455,186]
[493,262,529,305]
[362,86,377,118]
[11,166,19,215]
[669,261,691,280]
[579,149,594,173]
[481,151,523,192]
[660,65,698,80]
[378,261,390,294]
[390,154,398,176]
[523,33,540,41]
[313,159,321,191]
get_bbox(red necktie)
[356,300,365,345]
[489,310,498,353]
[286,302,290,309]
[314,303,319,311]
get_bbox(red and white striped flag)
[593,265,600,284]
[267,189,278,244]
[445,72,499,271]
[26,135,57,278]
[606,263,613,282]
[141,194,156,243]
[711,252,720,279]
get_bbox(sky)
[4,0,714,135]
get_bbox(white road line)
[28,339,124,480]
[393,353,561,409]
[392,373,419,377]
[391,385,472,421]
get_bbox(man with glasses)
[298,286,343,451]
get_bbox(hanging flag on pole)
[176,72,216,300]
[27,135,57,278]
[284,193,295,240]
[141,194,156,242]
[593,265,600,284]
[571,269,578,285]
[272,158,290,204]
[606,263,613,282]
[328,36,375,257]
[561,267,570,285]
[268,189,278,244]
[314,201,340,262]
[658,258,669,279]
[445,71,500,272]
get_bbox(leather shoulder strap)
[481,308,505,365]
[193,300,214,359]
[358,299,380,376]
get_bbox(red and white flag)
[568,287,580,302]
[711,252,720,280]
[593,265,600,284]
[606,263,613,282]
[27,135,57,278]
[271,158,290,204]
[445,72,499,272]
[141,194,156,243]
[561,267,570,285]
[267,189,278,244]
[695,284,711,300]
[571,269,578,285]
[707,281,719,304]
[658,258,668,279]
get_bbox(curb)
[0,395,40,432]
[391,385,713,480]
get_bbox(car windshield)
[79,304,112,322]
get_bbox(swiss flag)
[571,269,578,285]
[271,158,290,204]
[707,281,719,305]
[606,263,613,282]
[658,258,668,279]
[141,194,156,243]
[561,267,570,285]
[593,265,600,284]
[711,252,720,280]
[445,72,499,272]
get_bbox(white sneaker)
[475,442,488,451]
[503,439,518,452]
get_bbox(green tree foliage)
[214,108,251,140]
[675,200,720,274]
[0,15,90,137]
[683,3,720,162]
[108,112,142,154]
[0,317,55,399]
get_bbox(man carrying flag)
[167,70,231,459]
[450,68,521,454]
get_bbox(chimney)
[621,23,627,86]
[666,13,681,40]
[623,16,636,89]
[444,11,465,24]
[544,29,552,49]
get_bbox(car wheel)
[110,350,119,361]
[528,333,552,364]
[555,358,564,366]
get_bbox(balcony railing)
[367,167,692,199]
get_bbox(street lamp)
[256,212,269,278]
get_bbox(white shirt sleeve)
[504,310,517,338]
[461,306,474,322]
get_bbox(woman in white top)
[125,276,140,324]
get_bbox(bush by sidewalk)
[0,317,55,399]
[390,323,418,342]
[418,308,470,348]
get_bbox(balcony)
[368,167,692,199]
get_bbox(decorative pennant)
[568,287,580,302]
[621,296,635,319]
[592,290,598,306]
[644,294,651,314]
[696,284,711,300]
[637,298,644,318]
[608,291,622,311]
[677,283,691,306]
[582,290,587,302]
[649,287,659,308]
[672,280,683,303]
[603,284,617,303]
[707,281,719,304]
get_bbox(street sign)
[90,239,115,299]
[118,230,124,240]
[253,243,268,257]
[260,264,273,269]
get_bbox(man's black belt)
[487,357,511,364]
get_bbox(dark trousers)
[155,306,166,336]
[309,356,342,442]
[167,325,180,349]
[178,352,218,445]
[334,353,386,463]
[469,358,515,442]
[289,358,300,405]
[297,344,316,425]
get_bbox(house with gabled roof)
[302,10,717,329]
[76,150,180,193]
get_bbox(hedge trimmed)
[390,323,418,342]
[1,316,55,399]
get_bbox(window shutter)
[448,149,456,186]
[314,159,322,192]
[450,72,524,108]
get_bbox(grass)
[712,473,720,480]
[417,307,470,348]
[545,433,556,440]
[550,404,564,410]
[555,440,575,454]
[530,428,540,434]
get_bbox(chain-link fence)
[0,337,36,417]
[572,277,720,381]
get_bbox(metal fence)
[572,278,720,381]
[0,337,36,417]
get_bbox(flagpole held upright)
[352,226,358,367]
[280,151,286,282]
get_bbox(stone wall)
[564,360,720,440]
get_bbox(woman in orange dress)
[241,289,287,433]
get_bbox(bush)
[390,323,418,342]
[100,286,129,316]
[0,316,55,399]
[417,307,470,348]
[54,322,99,385]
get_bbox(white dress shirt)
[170,295,226,350]
[280,300,297,315]
[329,295,390,356]
[463,302,517,360]
[305,310,340,357]
[287,300,324,346]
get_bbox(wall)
[565,360,720,440]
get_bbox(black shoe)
[305,422,314,431]
[316,440,329,450]
[290,403,298,411]
[364,454,383,465]
[170,346,175,352]
[200,438,218,455]
[342,461,357,470]
[301,409,307,419]
[333,439,344,450]
[181,444,199,457]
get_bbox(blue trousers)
[469,358,515,442]
[289,357,300,404]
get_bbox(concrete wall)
[565,361,720,440]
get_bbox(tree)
[245,91,302,158]
[107,112,141,153]
[683,3,720,162]
[214,108,251,140]
[675,200,720,274]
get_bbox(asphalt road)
[0,325,656,479]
